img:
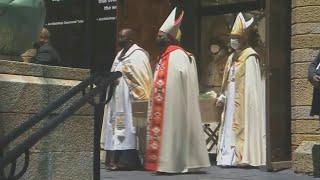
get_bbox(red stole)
[144,45,187,171]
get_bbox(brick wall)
[291,0,320,151]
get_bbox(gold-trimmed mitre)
[176,29,182,42]
[231,12,254,36]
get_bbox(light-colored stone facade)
[0,60,94,180]
[291,0,320,151]
[291,0,320,174]
[293,141,320,173]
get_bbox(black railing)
[313,144,320,177]
[0,72,122,180]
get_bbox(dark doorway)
[265,0,292,170]
[179,0,292,171]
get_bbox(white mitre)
[159,7,184,38]
[231,12,254,36]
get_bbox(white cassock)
[217,62,237,166]
[217,54,266,167]
[101,44,152,151]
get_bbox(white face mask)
[230,38,240,50]
[210,44,220,54]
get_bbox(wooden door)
[265,0,292,171]
[116,0,171,69]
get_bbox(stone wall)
[0,60,94,180]
[291,0,320,152]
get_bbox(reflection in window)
[201,0,255,7]
[199,11,265,96]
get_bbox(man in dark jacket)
[33,28,61,66]
[308,51,320,116]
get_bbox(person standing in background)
[216,12,266,167]
[101,28,153,171]
[33,28,61,66]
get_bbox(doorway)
[179,0,291,171]
[265,0,292,170]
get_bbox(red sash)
[144,45,187,171]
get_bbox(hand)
[313,75,320,84]
[113,79,120,86]
[216,100,224,107]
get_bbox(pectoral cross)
[230,63,235,82]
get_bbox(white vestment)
[101,44,152,151]
[145,47,210,173]
[217,62,237,166]
[217,56,266,167]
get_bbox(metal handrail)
[0,71,122,180]
[0,73,98,148]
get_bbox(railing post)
[0,149,4,177]
[93,90,107,180]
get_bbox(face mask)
[117,39,127,48]
[210,44,220,54]
[230,38,240,50]
[155,37,169,47]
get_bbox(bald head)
[41,28,50,38]
[39,28,50,45]
[117,28,137,50]
[119,28,137,41]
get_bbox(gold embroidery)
[122,64,149,100]
[116,115,125,130]
[235,63,246,80]
[231,15,245,36]
[221,48,258,93]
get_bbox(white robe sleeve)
[217,94,226,104]
[123,50,153,99]
[190,56,200,95]
[130,50,152,78]
[242,56,266,166]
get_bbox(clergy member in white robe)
[101,28,152,171]
[144,8,210,173]
[216,12,266,167]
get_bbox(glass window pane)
[199,10,265,95]
[202,0,255,7]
